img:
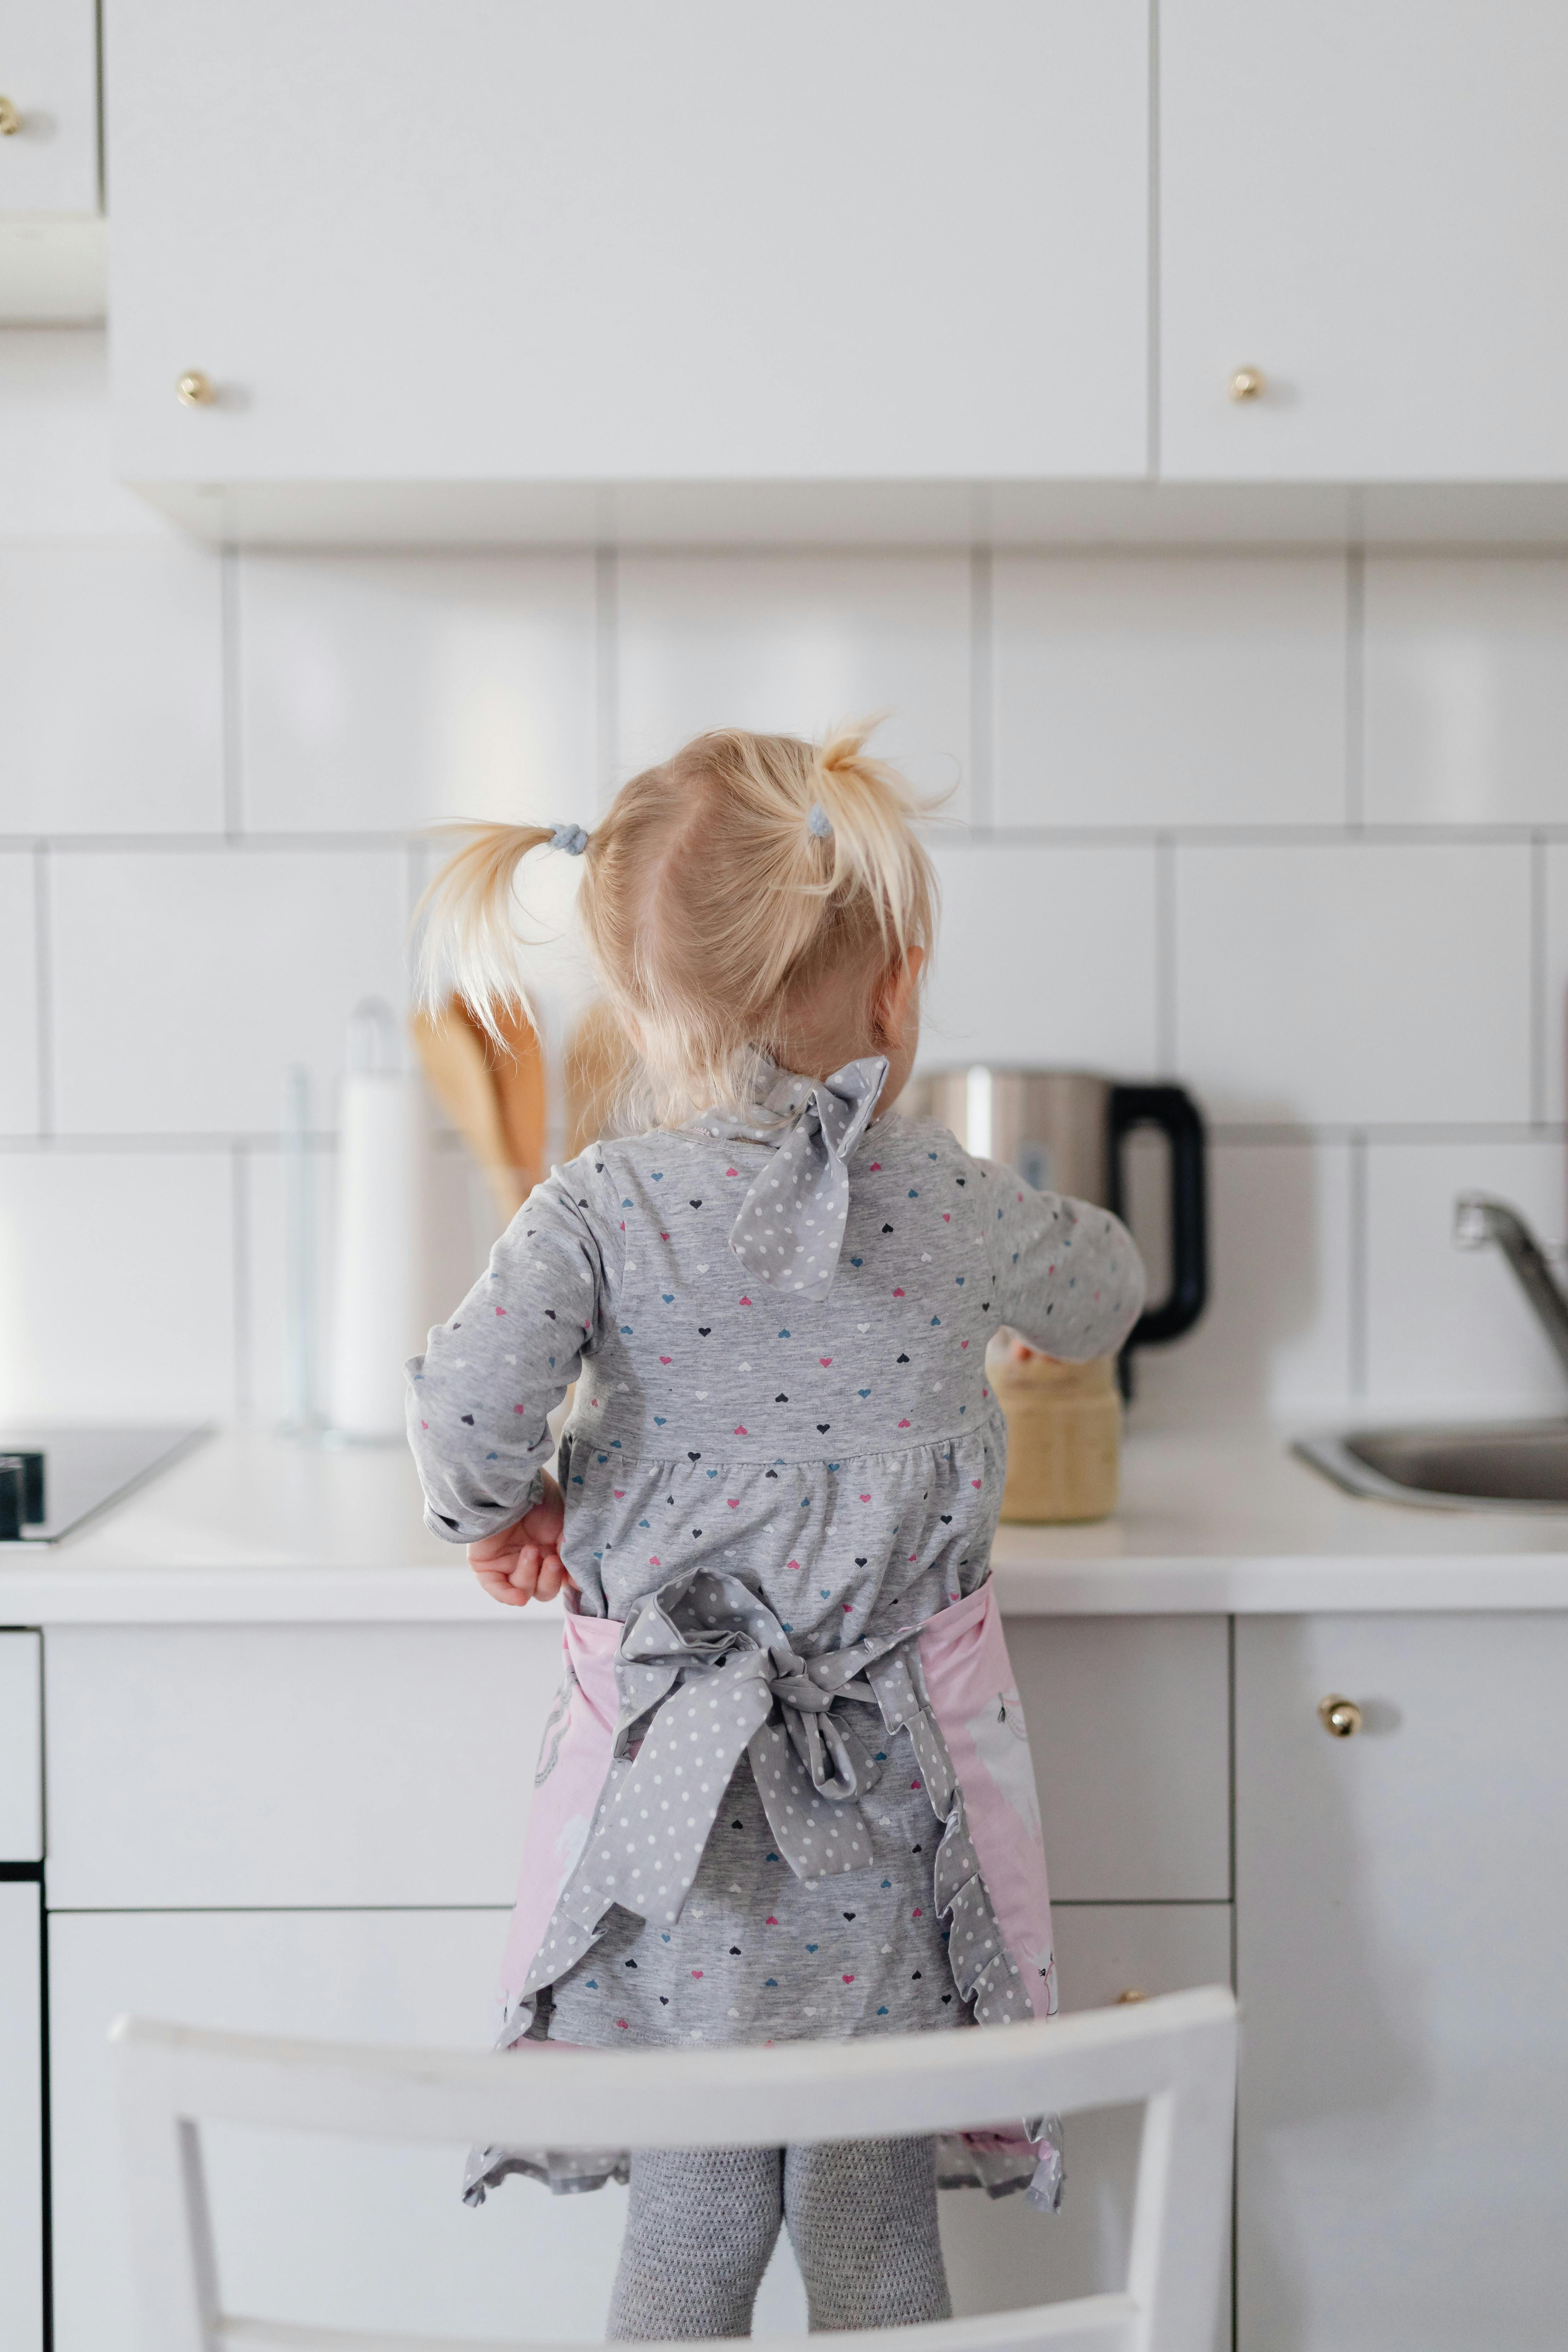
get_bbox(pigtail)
[414,820,558,1044]
[803,720,939,962]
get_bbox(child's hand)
[468,1472,575,1608]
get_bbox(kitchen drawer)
[0,1631,43,1861]
[940,1902,1232,2350]
[1007,1615,1232,1901]
[44,1622,566,1908]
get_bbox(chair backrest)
[112,1983,1235,2352]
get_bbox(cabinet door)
[0,0,98,213]
[0,1631,42,1859]
[1161,2,1568,480]
[940,1903,1232,2350]
[0,1883,44,2352]
[1235,1614,1568,2352]
[107,0,1149,485]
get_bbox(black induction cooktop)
[0,1426,211,1544]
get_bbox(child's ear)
[874,946,925,1049]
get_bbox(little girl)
[407,725,1143,2339]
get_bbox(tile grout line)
[8,820,1568,854]
[1146,0,1161,479]
[1348,1129,1368,1399]
[967,544,993,831]
[1344,543,1365,828]
[3,1118,1562,1156]
[595,544,619,812]
[33,844,53,1139]
[221,545,244,839]
[1530,833,1548,1126]
[1155,834,1177,1075]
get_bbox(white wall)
[3,330,1566,1431]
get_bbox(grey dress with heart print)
[407,1057,1143,2073]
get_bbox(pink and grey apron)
[465,1569,1062,2211]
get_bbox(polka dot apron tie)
[727,1055,889,1300]
[551,1565,941,1931]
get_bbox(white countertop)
[5,1425,1568,1623]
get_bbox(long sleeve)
[405,1157,622,1544]
[974,1159,1145,1362]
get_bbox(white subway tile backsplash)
[1132,1142,1353,1428]
[239,552,598,833]
[50,849,409,1136]
[0,1150,235,1420]
[1175,842,1532,1125]
[241,1135,492,1426]
[0,542,224,835]
[616,552,972,816]
[1364,556,1568,825]
[0,350,1559,1435]
[1365,1139,1568,1413]
[993,553,1347,829]
[919,842,1159,1073]
[0,857,39,1135]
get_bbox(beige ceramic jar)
[989,1337,1121,1524]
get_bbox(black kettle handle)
[1106,1084,1208,1351]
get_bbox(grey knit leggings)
[606,2137,951,2339]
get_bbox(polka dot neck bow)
[726,1055,889,1300]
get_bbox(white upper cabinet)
[106,0,1150,488]
[1160,1,1568,482]
[0,0,98,214]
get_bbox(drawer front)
[47,1617,1232,1908]
[1006,1614,1232,1901]
[0,1632,43,1862]
[940,1901,1232,2352]
[44,1623,566,1908]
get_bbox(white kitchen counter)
[4,1425,1568,1622]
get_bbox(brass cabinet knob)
[1115,1988,1148,2004]
[0,95,21,135]
[176,371,217,408]
[1318,1693,1363,1738]
[1229,366,1267,402]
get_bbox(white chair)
[111,1983,1235,2352]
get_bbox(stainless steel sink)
[1295,1421,1568,1512]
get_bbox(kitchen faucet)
[1453,1194,1568,1379]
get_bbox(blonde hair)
[417,722,939,1124]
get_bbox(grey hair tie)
[550,823,589,855]
[728,1055,888,1300]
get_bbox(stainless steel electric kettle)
[898,1067,1208,1362]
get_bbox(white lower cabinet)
[51,1899,1233,2352]
[0,1883,45,2352]
[939,1902,1233,2352]
[1235,1614,1568,2352]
